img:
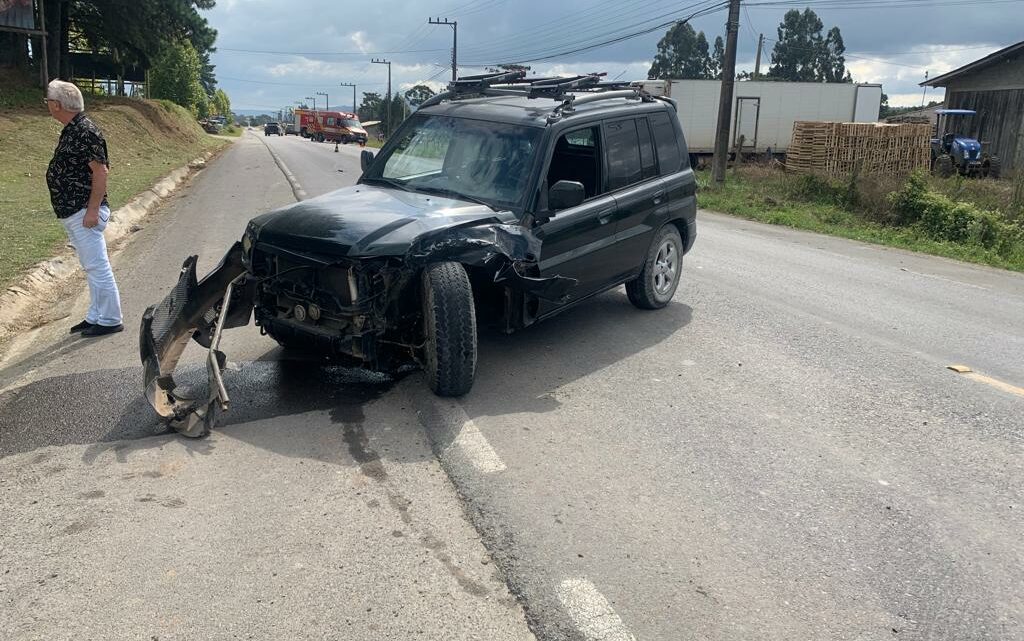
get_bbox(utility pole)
[428,18,458,82]
[754,33,764,80]
[316,91,329,111]
[305,95,316,112]
[340,82,356,112]
[921,71,929,107]
[371,58,392,137]
[712,0,741,183]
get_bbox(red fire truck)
[294,109,368,145]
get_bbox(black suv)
[264,122,282,136]
[141,72,697,436]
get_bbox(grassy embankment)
[0,81,227,290]
[699,165,1024,272]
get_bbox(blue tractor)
[930,109,1001,179]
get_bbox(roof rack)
[418,71,655,121]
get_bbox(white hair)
[46,80,84,113]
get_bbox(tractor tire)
[935,154,954,178]
[421,262,477,397]
[986,156,1002,180]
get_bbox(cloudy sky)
[204,0,1022,113]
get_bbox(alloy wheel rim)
[653,240,677,296]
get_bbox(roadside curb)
[0,151,217,344]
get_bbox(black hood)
[250,184,511,258]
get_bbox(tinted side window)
[604,119,642,191]
[637,118,657,180]
[650,111,683,175]
[548,126,601,199]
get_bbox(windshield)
[342,119,362,128]
[365,114,540,210]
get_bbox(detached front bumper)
[139,242,254,436]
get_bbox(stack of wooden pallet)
[786,121,932,177]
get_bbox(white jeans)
[61,206,123,327]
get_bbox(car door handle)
[652,190,665,205]
[597,208,615,225]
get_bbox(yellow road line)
[947,365,1024,397]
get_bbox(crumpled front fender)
[405,222,576,302]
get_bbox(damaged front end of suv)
[139,199,574,437]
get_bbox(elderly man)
[45,80,123,336]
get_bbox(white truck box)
[638,79,883,155]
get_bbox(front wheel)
[626,225,683,310]
[421,262,477,397]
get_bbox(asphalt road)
[2,129,1022,640]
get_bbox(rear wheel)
[421,262,477,397]
[626,225,683,310]
[986,156,1002,179]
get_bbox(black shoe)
[81,323,124,337]
[69,320,95,334]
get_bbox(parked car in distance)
[284,123,299,135]
[264,122,282,136]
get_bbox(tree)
[767,8,851,83]
[39,1,217,88]
[149,41,207,115]
[358,92,383,121]
[821,26,851,82]
[404,84,436,108]
[711,36,725,79]
[648,23,714,80]
[212,88,231,117]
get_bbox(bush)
[890,171,1024,254]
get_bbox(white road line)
[439,402,507,473]
[557,578,637,641]
[899,267,991,291]
[254,132,308,201]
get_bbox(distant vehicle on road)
[284,122,299,135]
[264,122,282,136]
[295,108,368,144]
[140,71,698,437]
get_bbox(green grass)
[699,166,1024,272]
[221,125,243,137]
[0,94,226,289]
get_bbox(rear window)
[650,112,684,174]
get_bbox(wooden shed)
[921,41,1024,173]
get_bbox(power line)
[462,1,728,66]
[217,46,447,56]
[219,75,387,87]
[458,0,684,57]
[459,0,687,57]
[746,0,1023,8]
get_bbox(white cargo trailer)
[639,79,883,157]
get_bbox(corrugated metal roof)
[920,41,1024,87]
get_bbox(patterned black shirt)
[46,112,109,218]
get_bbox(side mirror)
[360,149,375,172]
[548,180,585,211]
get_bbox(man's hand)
[83,208,100,228]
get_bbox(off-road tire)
[626,225,683,310]
[987,156,1002,180]
[421,262,477,397]
[935,154,954,178]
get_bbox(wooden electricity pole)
[712,0,741,183]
